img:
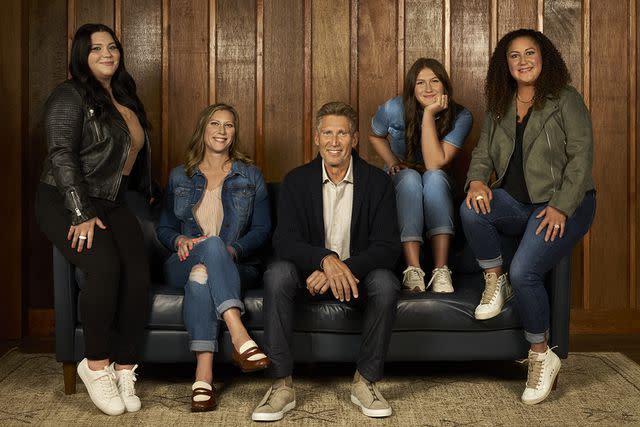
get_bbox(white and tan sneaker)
[474,272,512,320]
[521,346,561,405]
[350,370,392,418]
[402,266,426,292]
[427,266,454,293]
[113,364,141,412]
[77,358,125,416]
[252,376,296,422]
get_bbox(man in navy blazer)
[252,102,401,421]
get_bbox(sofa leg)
[63,362,77,395]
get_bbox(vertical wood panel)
[167,0,209,172]
[630,0,637,309]
[303,0,312,162]
[497,0,537,37]
[216,0,256,160]
[75,0,114,28]
[637,0,640,309]
[543,0,584,308]
[263,0,303,181]
[121,0,162,183]
[404,0,443,72]
[27,0,68,311]
[312,0,351,158]
[255,0,265,170]
[358,0,397,166]
[1,0,24,338]
[589,0,630,309]
[450,0,491,183]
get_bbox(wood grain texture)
[27,0,68,311]
[167,0,209,176]
[497,0,537,38]
[312,0,351,158]
[450,0,491,185]
[216,0,257,160]
[121,0,162,183]
[589,0,630,309]
[263,0,304,181]
[255,0,264,170]
[404,0,443,72]
[74,0,114,28]
[543,0,582,93]
[358,0,397,166]
[630,0,637,309]
[637,0,640,310]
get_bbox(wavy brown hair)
[485,28,570,118]
[184,103,253,177]
[403,58,461,165]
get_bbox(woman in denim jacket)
[157,103,271,412]
[369,58,473,293]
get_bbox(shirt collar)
[322,157,354,185]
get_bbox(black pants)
[263,260,400,382]
[36,182,150,364]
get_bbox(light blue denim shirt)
[156,161,271,260]
[371,96,473,165]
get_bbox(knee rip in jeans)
[189,264,208,284]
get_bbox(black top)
[272,151,400,279]
[501,108,532,203]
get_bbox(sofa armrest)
[547,254,571,358]
[53,247,78,362]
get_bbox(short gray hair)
[315,101,358,133]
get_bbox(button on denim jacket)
[156,161,271,260]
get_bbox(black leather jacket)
[40,80,153,225]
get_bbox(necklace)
[516,93,534,104]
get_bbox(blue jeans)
[164,236,246,352]
[459,189,596,344]
[391,168,454,242]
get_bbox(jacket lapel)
[523,96,560,154]
[497,100,517,141]
[350,151,364,240]
[311,155,325,239]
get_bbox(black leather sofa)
[53,184,571,394]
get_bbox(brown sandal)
[191,381,217,412]
[232,340,271,373]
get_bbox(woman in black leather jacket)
[35,23,152,416]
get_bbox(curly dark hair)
[403,58,461,165]
[485,28,570,118]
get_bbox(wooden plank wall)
[13,0,640,336]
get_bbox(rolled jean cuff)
[525,330,549,344]
[400,235,424,244]
[477,255,503,269]
[216,298,245,320]
[426,226,454,238]
[190,339,217,352]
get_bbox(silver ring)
[553,224,560,229]
[78,235,87,240]
[475,195,484,201]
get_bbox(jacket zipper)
[88,109,103,141]
[544,129,557,192]
[494,137,516,186]
[70,190,83,217]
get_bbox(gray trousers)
[263,260,400,382]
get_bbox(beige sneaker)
[427,266,454,293]
[251,376,296,422]
[521,346,561,405]
[350,370,392,418]
[402,266,426,292]
[474,272,512,320]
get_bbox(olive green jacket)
[465,85,594,217]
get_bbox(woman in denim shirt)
[369,58,472,293]
[157,103,271,412]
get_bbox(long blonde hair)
[184,103,253,176]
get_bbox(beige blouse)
[195,185,224,236]
[117,104,145,176]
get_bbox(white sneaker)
[474,272,512,320]
[402,266,426,292]
[521,346,561,405]
[427,266,454,293]
[77,358,125,416]
[113,363,141,412]
[252,377,296,422]
[350,370,392,418]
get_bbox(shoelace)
[404,267,425,283]
[480,275,500,304]
[525,346,559,390]
[117,367,138,397]
[426,267,451,289]
[364,379,384,405]
[96,369,120,399]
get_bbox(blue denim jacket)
[156,161,271,260]
[371,96,473,165]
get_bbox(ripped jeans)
[164,236,246,352]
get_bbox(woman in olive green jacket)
[460,29,596,405]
